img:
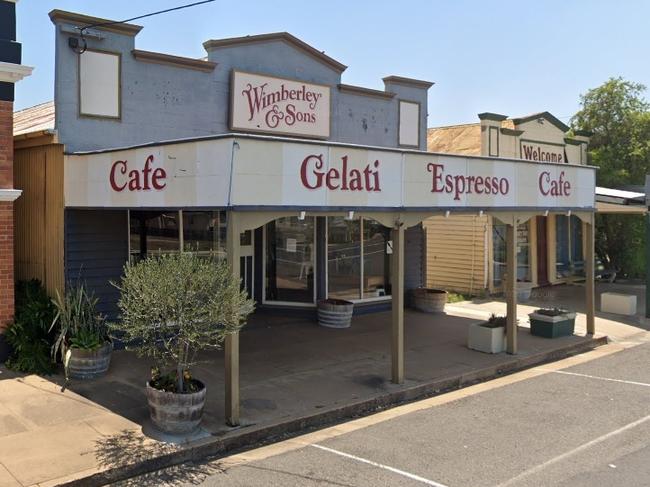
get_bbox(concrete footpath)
[0,295,645,487]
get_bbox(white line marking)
[536,368,650,388]
[498,414,650,487]
[311,444,449,487]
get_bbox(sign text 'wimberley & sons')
[230,71,331,138]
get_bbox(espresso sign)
[230,71,330,138]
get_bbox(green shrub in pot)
[111,253,255,434]
[49,283,111,380]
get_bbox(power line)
[80,0,216,32]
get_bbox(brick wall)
[0,201,13,329]
[0,100,14,330]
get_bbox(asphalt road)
[119,340,650,487]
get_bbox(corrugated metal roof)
[13,101,55,136]
[596,186,645,199]
[427,124,481,155]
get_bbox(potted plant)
[467,313,507,354]
[412,288,448,313]
[112,253,254,435]
[529,307,576,338]
[317,298,354,328]
[50,283,112,380]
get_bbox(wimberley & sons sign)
[230,71,331,139]
[65,136,595,211]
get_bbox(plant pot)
[317,299,354,329]
[517,282,534,302]
[145,379,207,434]
[66,341,113,380]
[413,288,447,313]
[467,322,506,353]
[529,312,576,338]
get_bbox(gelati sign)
[230,70,330,139]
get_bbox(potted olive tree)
[467,313,507,354]
[50,283,112,380]
[529,307,576,338]
[112,253,254,435]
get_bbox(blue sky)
[14,0,650,127]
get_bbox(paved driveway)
[117,335,650,487]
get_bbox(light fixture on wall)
[567,210,572,217]
[544,210,549,217]
[479,210,484,217]
[445,210,450,218]
[346,211,355,220]
[298,211,306,220]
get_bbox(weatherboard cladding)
[64,209,128,319]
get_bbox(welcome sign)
[230,71,331,139]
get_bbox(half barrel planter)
[317,299,354,328]
[412,288,447,313]
[66,341,113,379]
[529,311,576,338]
[146,380,207,434]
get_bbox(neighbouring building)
[0,0,31,360]
[424,112,591,294]
[12,9,597,424]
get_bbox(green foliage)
[572,77,650,277]
[484,313,507,328]
[112,253,255,393]
[5,280,56,375]
[447,292,470,303]
[50,284,108,364]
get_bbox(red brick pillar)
[0,100,14,331]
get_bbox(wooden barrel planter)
[317,299,354,328]
[412,288,447,313]
[66,341,113,380]
[145,380,207,434]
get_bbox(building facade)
[12,9,598,423]
[425,112,591,294]
[0,0,31,360]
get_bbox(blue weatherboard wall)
[64,210,128,319]
[50,14,430,153]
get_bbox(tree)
[572,78,650,277]
[112,253,255,393]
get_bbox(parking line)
[311,444,448,487]
[497,414,650,487]
[536,369,650,388]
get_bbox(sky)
[13,0,650,127]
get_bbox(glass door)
[264,217,315,304]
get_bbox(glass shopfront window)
[492,221,531,288]
[327,217,391,301]
[362,219,391,298]
[556,215,584,279]
[129,211,180,262]
[265,217,315,303]
[327,217,362,300]
[182,210,226,259]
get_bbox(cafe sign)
[64,137,596,210]
[230,71,331,139]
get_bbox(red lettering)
[109,160,128,191]
[300,154,381,192]
[110,155,166,193]
[428,162,510,199]
[300,154,324,189]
